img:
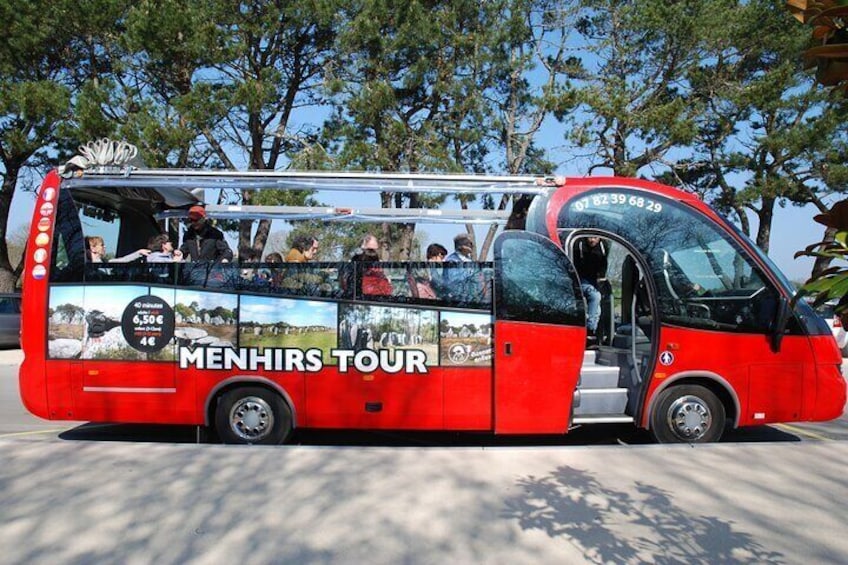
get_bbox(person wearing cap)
[179,205,233,262]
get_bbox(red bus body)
[19,168,846,443]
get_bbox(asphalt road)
[2,351,848,564]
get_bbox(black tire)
[650,384,725,444]
[215,386,292,445]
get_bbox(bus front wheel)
[650,384,725,444]
[215,387,292,445]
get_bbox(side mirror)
[771,297,790,353]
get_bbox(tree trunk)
[755,196,775,254]
[811,226,837,281]
[0,169,19,292]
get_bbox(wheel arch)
[204,376,298,429]
[644,371,740,430]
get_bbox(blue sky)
[12,165,823,283]
[239,296,337,326]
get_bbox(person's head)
[426,243,448,262]
[85,236,105,256]
[147,234,172,253]
[586,236,600,247]
[453,234,474,258]
[265,252,283,263]
[291,234,318,260]
[361,234,379,251]
[187,205,207,230]
[353,248,380,262]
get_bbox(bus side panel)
[809,336,847,421]
[494,321,584,434]
[19,170,61,420]
[304,367,443,429]
[70,359,186,424]
[642,327,816,428]
[443,367,492,430]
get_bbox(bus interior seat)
[617,255,652,348]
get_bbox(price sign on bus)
[121,295,175,353]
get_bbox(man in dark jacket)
[179,205,233,262]
[573,236,608,341]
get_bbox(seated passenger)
[285,235,318,263]
[409,243,446,299]
[146,234,183,262]
[443,234,484,303]
[179,205,233,262]
[354,248,393,296]
[353,233,381,260]
[85,236,150,263]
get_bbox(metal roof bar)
[157,205,512,225]
[63,168,553,195]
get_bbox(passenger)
[443,234,485,304]
[264,252,284,263]
[146,234,183,262]
[427,243,447,262]
[179,205,233,262]
[410,243,447,299]
[240,250,262,282]
[354,248,392,296]
[85,235,150,263]
[285,234,318,262]
[353,233,380,260]
[573,236,608,345]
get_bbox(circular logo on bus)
[121,295,175,353]
[31,265,46,280]
[39,202,54,217]
[33,248,47,263]
[448,343,471,364]
[41,187,56,202]
[35,233,49,247]
[37,217,51,232]
[659,351,675,366]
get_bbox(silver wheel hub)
[229,396,274,442]
[667,395,712,441]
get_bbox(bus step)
[572,415,635,425]
[578,365,621,389]
[573,387,628,415]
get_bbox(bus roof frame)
[61,167,556,196]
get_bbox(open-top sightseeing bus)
[19,142,846,444]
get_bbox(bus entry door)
[493,231,587,434]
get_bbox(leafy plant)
[794,199,848,322]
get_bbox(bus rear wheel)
[651,384,725,444]
[215,387,292,445]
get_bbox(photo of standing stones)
[238,296,338,364]
[439,312,493,367]
[47,286,85,359]
[174,290,237,349]
[47,285,177,361]
[339,304,439,366]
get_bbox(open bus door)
[492,231,587,434]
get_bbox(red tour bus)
[19,142,846,444]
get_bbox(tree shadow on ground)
[502,465,786,564]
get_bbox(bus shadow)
[57,422,803,446]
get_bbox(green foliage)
[795,200,848,321]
